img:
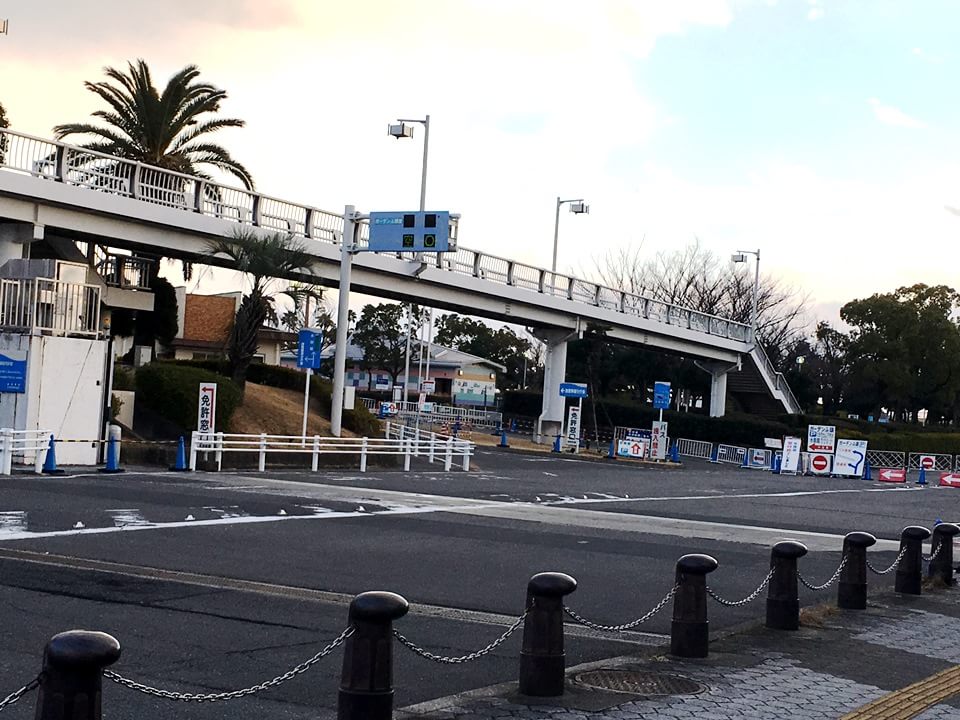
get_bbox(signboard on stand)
[197,383,217,434]
[617,439,647,459]
[834,439,868,477]
[807,425,837,453]
[296,329,323,370]
[781,436,802,474]
[807,452,833,475]
[651,421,668,461]
[566,404,582,453]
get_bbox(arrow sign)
[559,382,588,398]
[877,468,906,483]
[940,473,960,488]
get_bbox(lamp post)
[731,249,760,346]
[552,197,590,276]
[388,115,431,402]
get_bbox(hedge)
[136,363,241,434]
[169,360,381,437]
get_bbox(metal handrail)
[751,344,801,413]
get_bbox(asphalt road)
[0,448,951,718]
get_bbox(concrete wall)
[0,333,107,465]
[113,389,135,428]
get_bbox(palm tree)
[54,59,253,189]
[0,101,9,165]
[207,230,315,390]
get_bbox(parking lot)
[0,448,951,718]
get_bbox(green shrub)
[136,363,241,433]
[112,364,136,391]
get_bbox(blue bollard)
[170,436,188,471]
[552,435,561,453]
[98,435,124,474]
[918,467,927,486]
[709,445,719,463]
[608,439,616,459]
[670,443,680,463]
[771,454,781,474]
[42,434,64,475]
[741,452,749,469]
[864,460,872,481]
[498,430,510,448]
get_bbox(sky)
[2,0,959,329]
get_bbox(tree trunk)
[228,292,268,396]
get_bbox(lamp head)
[387,122,414,139]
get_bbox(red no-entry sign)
[920,455,936,470]
[812,455,829,472]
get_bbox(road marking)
[841,664,960,719]
[0,548,663,645]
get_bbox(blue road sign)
[368,211,451,253]
[297,329,323,370]
[653,381,671,410]
[0,350,26,393]
[559,382,589,398]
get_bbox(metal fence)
[0,277,101,337]
[714,444,747,465]
[907,452,954,471]
[675,437,713,460]
[190,426,474,473]
[359,397,502,429]
[0,429,50,474]
[866,450,906,469]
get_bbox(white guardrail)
[359,397,502,428]
[189,425,474,473]
[0,128,754,345]
[0,429,51,474]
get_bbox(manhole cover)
[573,669,706,696]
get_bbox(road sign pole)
[576,396,583,454]
[301,368,312,446]
[331,205,356,438]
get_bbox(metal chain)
[393,611,527,664]
[0,675,41,712]
[104,626,353,703]
[923,542,943,562]
[706,567,776,607]
[866,546,908,575]
[798,555,849,591]
[563,585,678,632]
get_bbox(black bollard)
[338,591,409,720]
[766,540,808,630]
[838,531,877,609]
[670,554,718,658]
[519,571,577,697]
[928,522,960,585]
[34,630,121,720]
[895,526,931,595]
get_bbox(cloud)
[868,98,927,129]
[807,7,825,20]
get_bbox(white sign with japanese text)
[807,424,836,453]
[781,436,802,474]
[651,421,668,461]
[197,383,217,434]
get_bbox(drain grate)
[573,669,706,696]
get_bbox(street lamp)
[731,248,760,346]
[552,197,590,274]
[388,115,431,402]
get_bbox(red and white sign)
[808,452,832,475]
[807,425,836,453]
[939,473,960,488]
[877,468,906,483]
[920,455,937,470]
[617,439,646,459]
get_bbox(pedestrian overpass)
[0,129,799,439]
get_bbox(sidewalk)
[398,585,960,719]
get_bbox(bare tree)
[593,240,809,367]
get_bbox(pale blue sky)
[2,0,958,326]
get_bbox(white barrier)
[190,426,474,473]
[746,448,773,470]
[360,397,502,429]
[714,444,746,465]
[0,429,50,474]
[676,437,713,460]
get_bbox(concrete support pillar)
[534,329,571,444]
[0,222,34,268]
[695,360,737,418]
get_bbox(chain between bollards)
[564,585,677,632]
[706,567,775,607]
[0,675,41,712]
[922,542,942,562]
[104,626,353,703]
[393,611,527,664]
[866,546,908,575]
[798,555,849,591]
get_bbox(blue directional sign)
[0,350,26,393]
[653,381,671,410]
[559,382,588,399]
[297,329,323,370]
[368,211,451,253]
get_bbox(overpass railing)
[0,128,753,344]
[751,344,802,414]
